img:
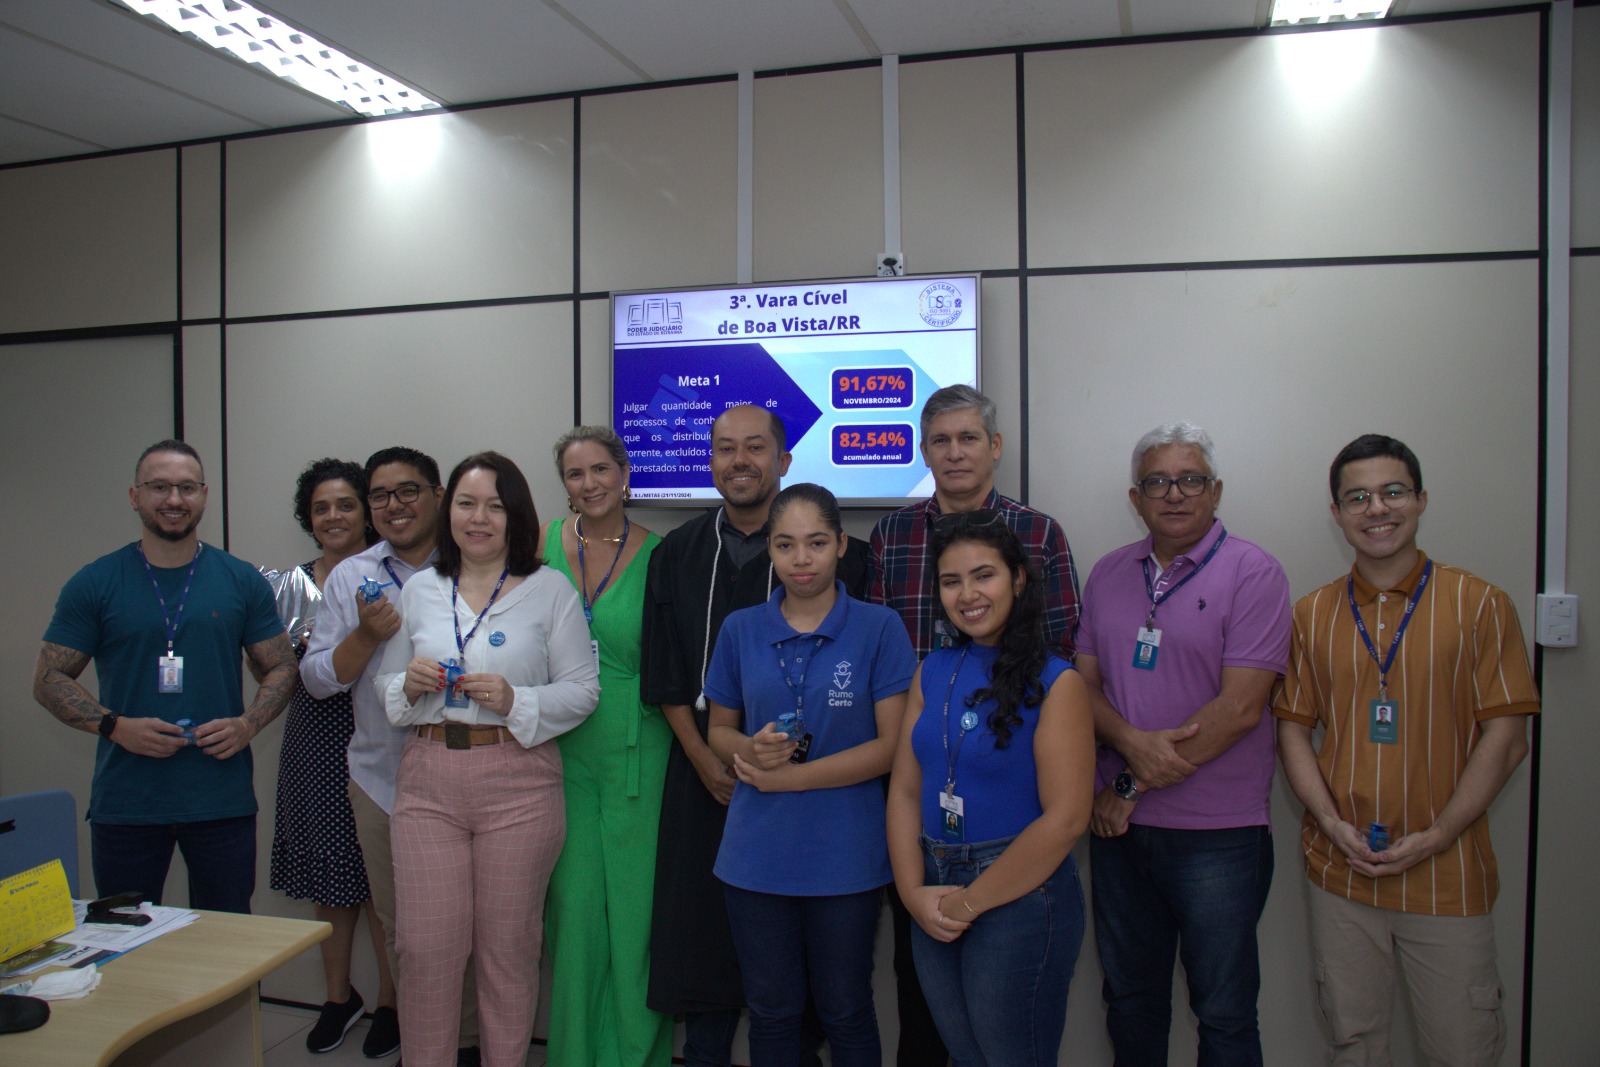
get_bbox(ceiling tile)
[1,1,346,131]
[560,0,871,81]
[261,0,644,104]
[853,0,1122,55]
[1129,0,1263,37]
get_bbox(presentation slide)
[612,274,979,506]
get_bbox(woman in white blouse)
[377,451,599,1067]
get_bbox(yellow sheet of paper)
[0,859,75,963]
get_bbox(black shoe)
[306,988,365,1053]
[364,1004,400,1058]
[456,1048,482,1067]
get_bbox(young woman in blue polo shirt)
[886,513,1095,1066]
[704,482,917,1067]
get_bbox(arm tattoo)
[32,642,111,733]
[242,633,297,732]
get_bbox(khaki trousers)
[1307,887,1504,1067]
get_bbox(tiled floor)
[261,1002,547,1066]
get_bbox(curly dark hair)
[292,458,371,546]
[929,513,1049,748]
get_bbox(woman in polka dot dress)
[264,458,398,1056]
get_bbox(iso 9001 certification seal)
[918,281,963,327]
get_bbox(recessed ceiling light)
[112,0,440,117]
[1270,0,1393,27]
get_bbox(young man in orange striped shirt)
[1273,434,1539,1067]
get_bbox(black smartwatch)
[1112,769,1144,802]
[98,713,119,741]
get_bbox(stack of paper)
[59,903,198,955]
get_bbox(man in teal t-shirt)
[32,440,295,913]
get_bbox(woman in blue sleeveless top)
[887,512,1095,1066]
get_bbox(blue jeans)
[1091,824,1273,1067]
[90,815,256,913]
[911,835,1085,1067]
[723,884,882,1067]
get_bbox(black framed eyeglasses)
[1136,475,1214,499]
[367,482,434,508]
[1337,486,1416,514]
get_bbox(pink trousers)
[392,733,565,1067]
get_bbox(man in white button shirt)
[302,446,481,1065]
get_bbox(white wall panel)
[754,67,883,282]
[1530,255,1600,1065]
[226,104,574,319]
[1029,260,1537,1064]
[181,144,221,322]
[1574,7,1600,248]
[580,82,739,294]
[1025,15,1540,268]
[0,152,176,333]
[223,303,576,577]
[901,55,1019,273]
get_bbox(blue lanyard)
[1140,526,1227,628]
[777,633,827,716]
[382,558,407,590]
[941,645,973,796]
[575,516,630,626]
[138,543,202,654]
[452,568,509,660]
[1346,560,1432,701]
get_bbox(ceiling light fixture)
[111,0,441,117]
[1269,0,1393,26]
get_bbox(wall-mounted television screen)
[611,274,980,508]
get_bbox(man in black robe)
[642,404,868,1067]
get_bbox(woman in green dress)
[540,425,674,1067]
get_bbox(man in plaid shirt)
[869,384,1080,658]
[868,383,1080,1067]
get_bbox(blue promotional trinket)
[1367,822,1389,853]
[488,631,506,647]
[358,575,395,603]
[777,711,804,739]
[960,710,979,732]
[441,658,469,709]
[174,718,196,742]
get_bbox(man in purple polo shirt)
[1077,421,1290,1067]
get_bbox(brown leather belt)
[415,723,513,750]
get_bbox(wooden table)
[0,910,329,1067]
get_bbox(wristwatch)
[98,713,119,741]
[1112,769,1144,802]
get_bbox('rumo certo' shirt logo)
[918,281,962,327]
[627,297,684,336]
[829,660,855,707]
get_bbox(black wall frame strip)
[174,148,185,441]
[1014,51,1030,505]
[1521,6,1553,1062]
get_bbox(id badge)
[939,791,965,841]
[591,639,601,674]
[1369,700,1399,744]
[158,655,183,694]
[1132,627,1162,671]
[442,660,469,710]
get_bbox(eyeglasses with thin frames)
[1337,485,1417,514]
[139,480,204,499]
[367,482,435,509]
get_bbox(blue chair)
[0,789,80,896]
